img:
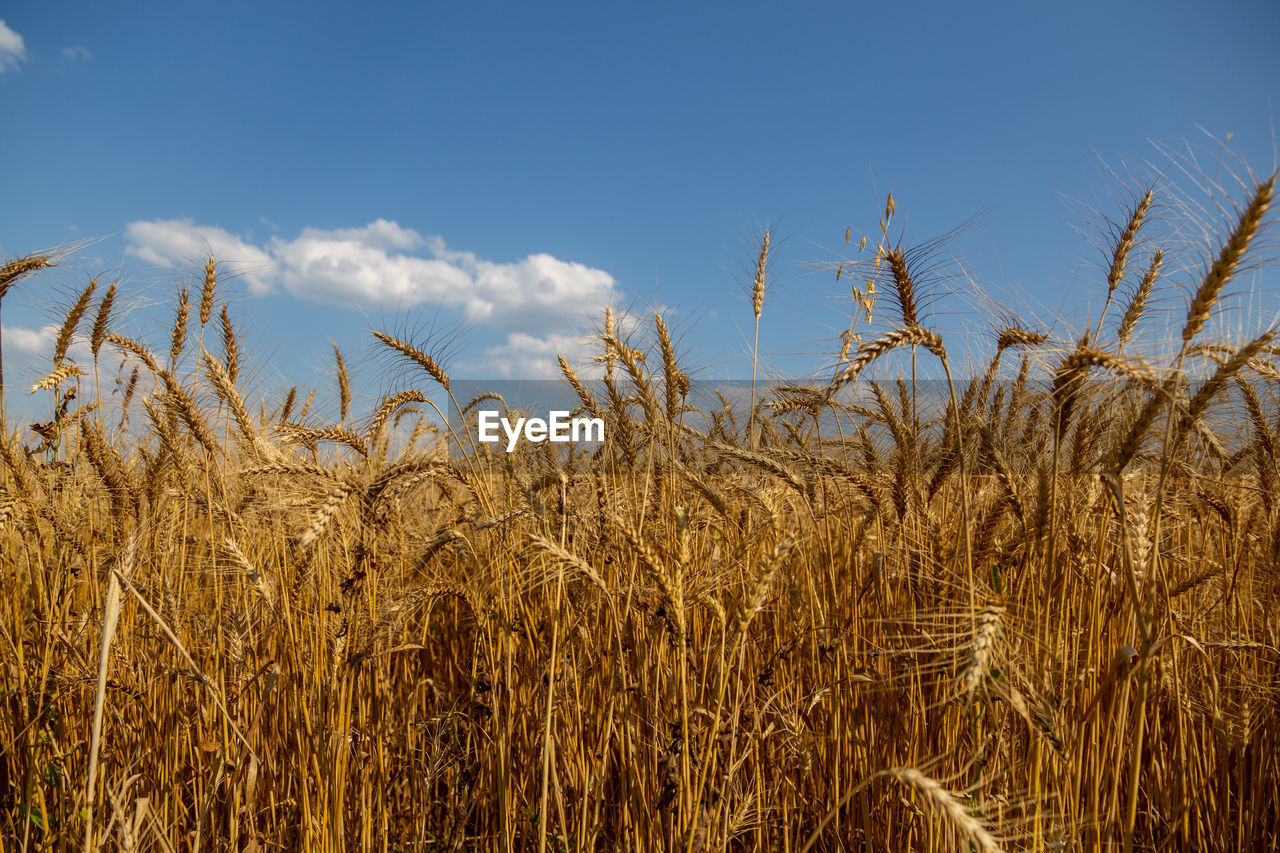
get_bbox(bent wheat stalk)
[83,537,136,853]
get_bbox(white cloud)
[3,323,98,366]
[0,20,27,73]
[464,252,617,332]
[318,219,423,252]
[2,323,54,356]
[417,235,617,331]
[125,217,621,339]
[1,324,105,394]
[124,218,275,294]
[269,221,471,307]
[466,332,601,379]
[61,45,91,62]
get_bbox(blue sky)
[2,1,1278,420]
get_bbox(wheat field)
[1,170,1277,852]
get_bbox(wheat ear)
[1182,173,1274,347]
[333,344,351,422]
[372,330,451,390]
[1117,249,1162,347]
[54,278,97,366]
[199,255,217,327]
[889,767,1005,852]
[826,326,947,399]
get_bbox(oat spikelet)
[1182,173,1274,347]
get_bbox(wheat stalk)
[82,537,136,853]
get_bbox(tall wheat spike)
[1182,173,1274,348]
